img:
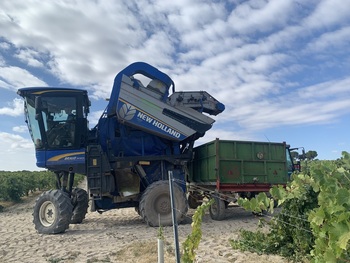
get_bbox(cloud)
[0,0,349,138]
[0,131,33,149]
[196,127,256,146]
[14,48,45,67]
[12,125,28,133]
[298,77,350,99]
[303,0,350,29]
[0,98,24,116]
[0,41,11,50]
[88,109,104,128]
[0,55,5,66]
[223,91,350,131]
[227,0,298,34]
[1,0,143,88]
[0,66,47,90]
[0,79,12,89]
[0,132,40,171]
[207,74,350,133]
[305,26,350,52]
[127,31,175,67]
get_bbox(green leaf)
[309,208,325,226]
[338,232,350,250]
[328,222,349,252]
[249,198,260,212]
[336,188,350,206]
[270,185,286,201]
[327,204,346,214]
[323,248,337,263]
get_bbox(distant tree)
[305,150,318,161]
[290,150,309,161]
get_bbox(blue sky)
[0,0,350,171]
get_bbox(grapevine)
[232,151,350,262]
[182,199,214,263]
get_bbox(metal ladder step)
[86,144,103,200]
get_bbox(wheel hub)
[155,195,171,215]
[39,201,56,227]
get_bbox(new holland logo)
[117,101,182,139]
[118,103,137,121]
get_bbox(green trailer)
[187,138,299,220]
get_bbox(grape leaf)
[336,188,350,206]
[309,208,325,226]
[338,231,350,250]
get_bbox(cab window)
[41,97,76,148]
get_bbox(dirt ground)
[0,186,287,263]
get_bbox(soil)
[0,184,287,263]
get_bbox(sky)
[0,0,350,171]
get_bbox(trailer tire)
[140,181,188,227]
[33,189,73,234]
[71,188,89,224]
[209,195,226,221]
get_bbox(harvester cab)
[17,88,90,173]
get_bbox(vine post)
[168,171,180,263]
[157,215,164,263]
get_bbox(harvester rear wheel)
[33,189,73,234]
[209,195,226,221]
[71,188,89,224]
[140,180,188,227]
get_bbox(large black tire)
[71,188,89,224]
[209,195,226,221]
[139,181,188,227]
[33,189,73,234]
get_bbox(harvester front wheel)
[140,181,188,227]
[209,195,226,221]
[71,188,89,224]
[33,189,73,234]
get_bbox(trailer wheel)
[140,181,188,227]
[33,189,73,234]
[71,188,89,224]
[209,195,226,221]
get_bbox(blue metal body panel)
[36,149,85,168]
[107,62,174,116]
[116,99,188,141]
[97,117,176,157]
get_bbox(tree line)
[291,150,318,161]
[0,170,84,203]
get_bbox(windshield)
[24,96,77,149]
[286,148,294,173]
[44,97,77,148]
[24,98,42,148]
